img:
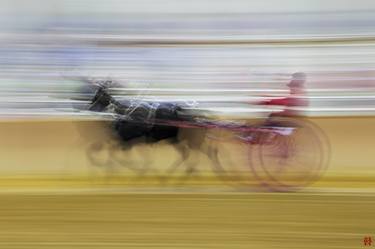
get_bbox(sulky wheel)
[249,117,330,191]
[206,125,259,188]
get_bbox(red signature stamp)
[364,236,373,246]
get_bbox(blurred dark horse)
[81,81,220,180]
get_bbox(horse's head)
[70,77,120,112]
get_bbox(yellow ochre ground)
[0,116,373,248]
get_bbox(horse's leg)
[177,135,209,183]
[177,149,201,184]
[169,130,207,185]
[108,137,157,184]
[160,140,190,184]
[130,139,158,182]
[86,139,118,184]
[159,127,207,184]
[110,139,145,175]
[140,142,160,177]
[206,142,222,171]
[181,128,209,180]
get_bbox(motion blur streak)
[0,0,374,248]
[0,2,374,117]
[0,193,374,249]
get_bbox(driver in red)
[260,72,308,117]
[238,72,308,144]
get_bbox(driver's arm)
[263,97,288,106]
